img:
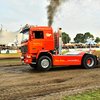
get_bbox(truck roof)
[30,26,53,31]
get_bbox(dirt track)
[0,63,100,100]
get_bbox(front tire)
[37,56,52,71]
[82,55,96,69]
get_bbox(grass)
[62,51,68,54]
[0,53,21,56]
[98,55,100,57]
[60,90,100,100]
[0,59,20,63]
[94,50,100,52]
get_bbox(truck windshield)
[21,30,29,42]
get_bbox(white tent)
[0,27,22,46]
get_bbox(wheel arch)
[81,53,92,63]
[81,53,97,62]
[36,52,53,63]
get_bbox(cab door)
[30,31,45,53]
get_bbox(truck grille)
[21,45,28,53]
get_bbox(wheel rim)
[86,57,94,67]
[41,59,49,68]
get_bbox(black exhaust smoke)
[46,0,68,26]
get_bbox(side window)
[32,31,44,39]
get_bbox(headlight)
[20,56,24,59]
[26,55,31,58]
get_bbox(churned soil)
[0,62,22,67]
[0,52,100,100]
[0,64,100,100]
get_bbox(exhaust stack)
[59,28,62,55]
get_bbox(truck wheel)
[37,56,52,71]
[82,55,96,69]
[30,64,37,69]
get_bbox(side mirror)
[31,32,35,39]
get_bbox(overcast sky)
[0,0,100,41]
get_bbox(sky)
[0,0,100,42]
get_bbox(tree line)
[62,32,100,44]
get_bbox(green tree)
[83,32,94,43]
[74,33,84,43]
[62,32,71,44]
[95,37,100,43]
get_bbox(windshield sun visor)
[20,27,29,34]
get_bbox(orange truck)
[20,25,98,71]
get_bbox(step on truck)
[20,25,98,71]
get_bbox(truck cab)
[21,26,56,69]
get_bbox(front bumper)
[21,56,32,64]
[21,54,36,64]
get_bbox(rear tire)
[30,64,37,69]
[82,55,96,69]
[37,56,52,71]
